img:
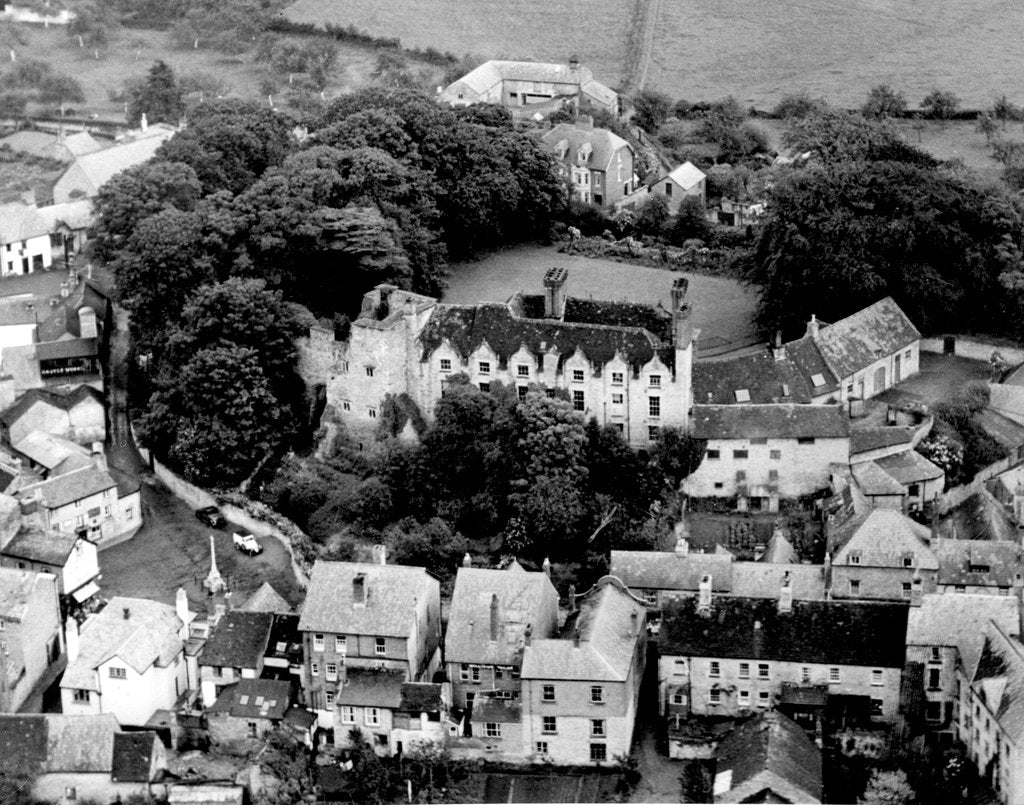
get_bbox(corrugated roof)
[932,538,1023,588]
[0,202,50,242]
[542,123,631,174]
[659,596,908,667]
[19,463,115,508]
[973,622,1024,741]
[812,297,920,381]
[62,596,185,691]
[297,560,436,638]
[1,525,80,565]
[714,711,823,804]
[829,510,937,569]
[691,404,850,440]
[445,563,559,666]
[665,161,706,191]
[521,576,645,681]
[199,611,273,670]
[907,593,1020,677]
[873,450,944,484]
[693,349,813,405]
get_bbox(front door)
[894,354,902,383]
[873,366,886,394]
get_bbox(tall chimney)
[910,569,923,607]
[778,571,793,613]
[353,574,366,607]
[630,611,639,637]
[543,267,568,320]
[773,331,786,362]
[567,584,577,614]
[674,535,690,557]
[572,625,581,648]
[65,616,80,663]
[372,544,387,565]
[670,277,689,315]
[542,557,551,577]
[698,574,712,612]
[806,314,820,338]
[524,623,532,647]
[489,594,499,642]
[463,553,472,568]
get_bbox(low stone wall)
[921,336,1024,367]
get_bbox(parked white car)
[232,531,262,556]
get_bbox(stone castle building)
[322,268,694,449]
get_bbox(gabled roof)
[111,731,160,782]
[35,337,97,361]
[850,427,915,455]
[445,563,558,666]
[36,279,109,344]
[0,202,49,242]
[610,550,734,593]
[1,524,81,566]
[542,124,631,174]
[521,576,645,682]
[19,462,115,508]
[873,450,944,484]
[714,711,822,804]
[659,596,908,668]
[62,596,186,691]
[851,461,906,497]
[297,560,436,638]
[665,161,706,191]
[207,678,290,721]
[64,131,104,158]
[334,668,405,709]
[691,404,850,440]
[977,408,1024,450]
[12,430,92,472]
[693,349,813,405]
[907,593,1021,677]
[237,581,292,614]
[988,384,1024,424]
[35,199,93,232]
[932,538,1023,588]
[199,611,273,670]
[0,384,104,428]
[811,297,920,380]
[784,335,838,395]
[59,133,173,196]
[730,563,827,601]
[973,622,1024,741]
[829,509,937,569]
[0,714,124,774]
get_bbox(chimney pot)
[542,557,551,577]
[489,594,499,643]
[372,544,386,565]
[568,584,577,613]
[573,626,581,648]
[122,607,130,620]
[462,553,472,568]
[353,573,367,607]
[524,623,532,646]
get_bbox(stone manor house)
[319,268,694,449]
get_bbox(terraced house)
[323,269,693,450]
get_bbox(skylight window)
[239,696,249,705]
[781,384,790,396]
[811,373,826,387]
[734,389,751,402]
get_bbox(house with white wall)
[647,162,706,213]
[0,203,52,276]
[0,524,100,605]
[61,590,194,726]
[542,124,636,209]
[198,610,274,708]
[0,567,63,712]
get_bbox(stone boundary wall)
[921,336,1024,366]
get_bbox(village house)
[0,202,52,276]
[198,610,274,708]
[61,590,194,726]
[389,682,449,756]
[542,123,635,209]
[10,430,92,477]
[962,623,1024,804]
[828,509,938,601]
[932,539,1024,595]
[438,58,618,117]
[0,714,167,805]
[683,404,850,510]
[906,593,1020,736]
[646,162,707,213]
[320,270,694,450]
[36,199,94,260]
[0,567,63,712]
[711,711,823,804]
[693,347,815,406]
[518,576,646,765]
[866,450,945,512]
[445,560,559,712]
[206,677,292,746]
[0,523,100,606]
[52,127,176,203]
[0,385,105,447]
[297,556,442,738]
[658,594,908,726]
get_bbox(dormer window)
[555,139,569,160]
[440,358,452,373]
[810,373,826,387]
[479,361,491,375]
[577,143,593,163]
[849,552,861,566]
[902,553,914,568]
[650,374,661,388]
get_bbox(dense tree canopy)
[126,60,185,127]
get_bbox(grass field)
[444,245,760,352]
[283,0,1024,109]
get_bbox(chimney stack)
[674,535,689,557]
[353,573,367,607]
[542,557,551,577]
[778,571,793,613]
[176,587,190,629]
[462,553,472,568]
[671,277,693,349]
[773,331,786,362]
[543,267,568,320]
[567,584,577,614]
[806,314,820,338]
[372,544,387,565]
[65,616,80,663]
[698,574,712,613]
[630,611,639,637]
[122,607,130,620]
[489,594,499,642]
[573,626,581,648]
[910,569,924,607]
[524,623,532,647]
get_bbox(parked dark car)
[195,506,226,528]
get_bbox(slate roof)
[207,678,290,721]
[64,132,104,158]
[298,560,436,638]
[784,335,838,395]
[35,337,97,361]
[665,161,706,191]
[521,576,645,682]
[419,301,674,373]
[35,199,93,232]
[691,404,850,440]
[932,538,1024,588]
[693,349,813,405]
[334,668,405,709]
[851,461,907,497]
[873,450,944,484]
[0,567,41,621]
[59,133,173,196]
[0,202,50,242]
[111,731,159,782]
[659,596,908,668]
[62,596,185,691]
[542,124,631,174]
[729,563,827,601]
[0,714,122,775]
[829,509,937,569]
[907,593,1021,677]
[850,427,915,455]
[0,384,104,428]
[0,714,48,774]
[713,711,822,804]
[445,563,558,666]
[973,622,1024,741]
[199,611,273,670]
[36,279,109,343]
[1,524,80,565]
[19,463,115,508]
[988,384,1024,424]
[609,550,734,593]
[237,581,292,614]
[977,408,1024,450]
[399,683,444,713]
[812,297,920,380]
[13,430,91,472]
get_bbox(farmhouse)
[321,269,694,450]
[542,123,636,209]
[438,58,618,117]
